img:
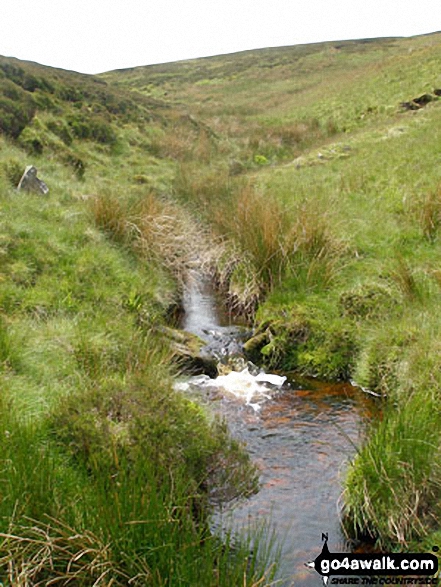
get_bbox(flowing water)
[178,275,373,586]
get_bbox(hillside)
[107,31,441,553]
[1,30,441,582]
[0,56,265,585]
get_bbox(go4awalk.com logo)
[305,534,439,586]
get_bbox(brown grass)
[418,185,441,242]
[90,190,220,285]
[0,517,138,587]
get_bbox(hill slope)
[0,55,265,585]
[1,31,441,575]
[105,32,441,552]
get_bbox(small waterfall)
[179,272,286,411]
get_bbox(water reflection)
[180,372,372,586]
[223,381,370,586]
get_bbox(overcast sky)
[1,0,440,75]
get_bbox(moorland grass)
[135,34,441,551]
[3,32,441,567]
[0,143,274,585]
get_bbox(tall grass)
[0,156,276,585]
[4,32,441,566]
[0,426,266,586]
[89,189,209,285]
[413,183,441,242]
[174,167,345,314]
[343,392,441,547]
[0,327,268,585]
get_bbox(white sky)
[1,0,440,75]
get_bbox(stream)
[177,275,373,586]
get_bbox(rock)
[434,89,441,97]
[17,166,49,195]
[401,93,436,111]
[413,93,434,106]
[400,101,420,111]
[159,325,218,377]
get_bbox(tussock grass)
[390,256,423,302]
[414,183,441,242]
[343,392,441,547]
[174,166,346,315]
[1,518,128,587]
[90,189,210,285]
[89,192,128,243]
[4,30,441,565]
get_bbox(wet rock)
[159,326,218,377]
[17,165,49,195]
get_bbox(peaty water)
[178,275,371,586]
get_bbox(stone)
[400,93,435,112]
[158,325,218,377]
[400,101,420,111]
[17,166,49,195]
[413,93,434,106]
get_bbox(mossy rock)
[159,326,218,377]
[243,330,270,363]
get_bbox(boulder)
[17,166,49,195]
[158,325,218,377]
[413,93,434,106]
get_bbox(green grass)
[109,32,441,551]
[0,133,272,584]
[2,31,441,569]
[343,392,441,548]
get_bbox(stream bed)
[178,275,373,586]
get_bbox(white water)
[176,367,286,412]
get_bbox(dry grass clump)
[0,517,137,587]
[212,183,345,295]
[89,193,128,246]
[390,256,426,302]
[417,184,441,242]
[147,110,217,163]
[173,163,346,313]
[214,248,262,320]
[90,190,211,284]
[403,183,441,243]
